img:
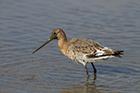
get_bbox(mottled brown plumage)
[33,28,123,80]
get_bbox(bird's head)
[32,28,67,54]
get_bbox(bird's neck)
[58,38,69,55]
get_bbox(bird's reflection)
[61,82,103,93]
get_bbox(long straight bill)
[32,39,52,54]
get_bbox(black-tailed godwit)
[33,28,123,80]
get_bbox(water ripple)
[0,0,140,93]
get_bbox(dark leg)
[91,63,97,80]
[84,64,89,80]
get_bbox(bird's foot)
[85,75,89,81]
[93,73,96,80]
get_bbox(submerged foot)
[93,73,96,80]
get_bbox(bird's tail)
[102,47,124,57]
[113,50,124,57]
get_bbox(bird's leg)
[91,63,97,80]
[84,64,89,81]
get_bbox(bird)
[32,28,123,80]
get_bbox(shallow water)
[0,0,140,93]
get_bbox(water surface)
[0,0,140,93]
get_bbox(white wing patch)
[95,50,105,56]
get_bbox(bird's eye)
[53,32,56,35]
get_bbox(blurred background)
[0,0,140,93]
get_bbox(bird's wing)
[68,38,104,55]
[68,38,116,58]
